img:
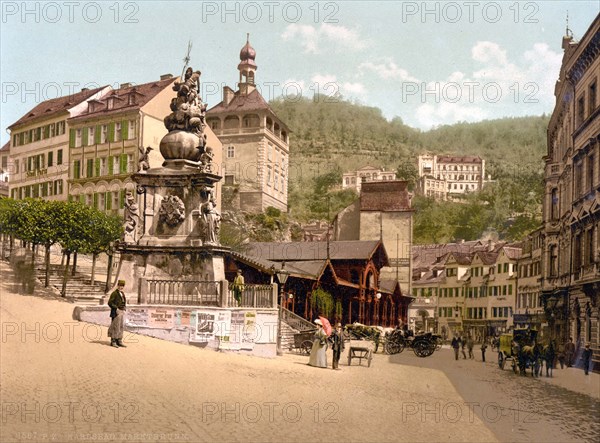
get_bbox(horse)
[540,342,556,377]
[518,344,542,377]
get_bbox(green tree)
[310,287,334,318]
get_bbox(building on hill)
[416,153,486,201]
[206,36,290,213]
[411,240,522,338]
[341,165,397,193]
[333,180,413,297]
[541,14,599,372]
[8,86,112,201]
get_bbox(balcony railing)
[226,284,276,308]
[146,279,220,306]
[143,279,277,309]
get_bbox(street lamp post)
[276,262,290,356]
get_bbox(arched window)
[224,115,240,129]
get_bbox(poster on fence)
[147,308,175,329]
[215,310,232,342]
[241,311,257,350]
[224,311,245,350]
[125,307,149,328]
[174,309,193,328]
[255,312,277,344]
[192,310,216,342]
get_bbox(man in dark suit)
[108,280,127,348]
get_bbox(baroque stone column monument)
[116,67,228,302]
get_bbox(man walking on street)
[565,337,575,367]
[331,323,345,370]
[582,343,593,375]
[461,336,467,359]
[108,280,127,348]
[467,336,474,359]
[451,335,460,360]
[481,339,488,362]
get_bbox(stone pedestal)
[134,162,221,247]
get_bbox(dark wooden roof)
[360,181,412,211]
[244,240,389,265]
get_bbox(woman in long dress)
[308,319,328,368]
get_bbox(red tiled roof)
[437,155,482,163]
[208,89,271,114]
[0,142,9,153]
[8,86,108,129]
[69,77,176,121]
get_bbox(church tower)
[207,35,290,213]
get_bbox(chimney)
[160,73,173,80]
[488,239,494,252]
[223,86,234,105]
[120,82,132,89]
[81,88,89,92]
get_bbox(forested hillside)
[261,96,549,244]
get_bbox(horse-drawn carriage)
[383,329,442,357]
[498,328,541,375]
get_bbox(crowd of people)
[450,333,594,375]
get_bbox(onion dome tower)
[238,33,257,95]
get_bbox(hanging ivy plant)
[311,287,334,318]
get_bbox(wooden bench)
[348,346,373,367]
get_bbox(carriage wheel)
[301,340,312,355]
[384,341,399,355]
[498,352,505,369]
[413,341,429,358]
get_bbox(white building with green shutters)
[66,76,177,215]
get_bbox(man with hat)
[232,269,245,306]
[330,323,345,370]
[108,280,127,348]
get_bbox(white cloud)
[471,41,508,65]
[411,41,562,128]
[416,102,488,129]
[359,59,419,83]
[341,82,366,96]
[311,74,340,96]
[281,24,366,54]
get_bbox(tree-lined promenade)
[0,199,122,295]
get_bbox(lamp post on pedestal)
[276,262,290,356]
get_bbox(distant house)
[416,153,486,201]
[411,240,522,337]
[342,165,396,193]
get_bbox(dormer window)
[107,97,114,110]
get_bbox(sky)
[1,1,599,146]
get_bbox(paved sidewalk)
[0,260,497,443]
[439,344,599,400]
